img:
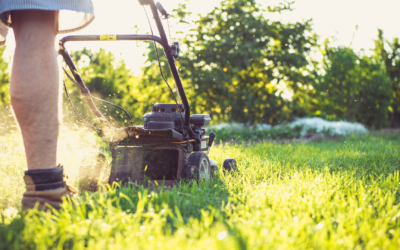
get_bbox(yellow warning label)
[100,35,117,41]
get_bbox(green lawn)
[1,130,400,249]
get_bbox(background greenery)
[0,0,399,129]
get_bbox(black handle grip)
[155,2,168,16]
[208,132,215,147]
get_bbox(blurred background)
[1,0,400,132]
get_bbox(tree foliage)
[374,29,400,127]
[64,48,139,126]
[0,1,394,130]
[0,46,9,108]
[63,0,394,129]
[311,44,391,128]
[138,0,317,124]
[0,46,13,133]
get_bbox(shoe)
[22,164,78,211]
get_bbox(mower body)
[106,103,213,186]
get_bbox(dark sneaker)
[22,165,77,211]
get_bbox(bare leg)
[10,10,59,170]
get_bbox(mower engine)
[106,103,221,187]
[143,103,210,150]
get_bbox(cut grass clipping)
[1,130,400,249]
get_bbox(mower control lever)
[208,132,215,147]
[155,2,170,17]
[170,42,180,59]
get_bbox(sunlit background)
[0,0,399,129]
[3,0,400,73]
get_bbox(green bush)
[311,45,391,129]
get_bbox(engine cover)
[143,103,211,132]
[143,103,185,132]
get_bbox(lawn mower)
[59,0,237,190]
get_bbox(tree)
[374,29,400,127]
[138,0,317,124]
[312,44,391,128]
[64,48,139,126]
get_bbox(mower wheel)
[223,158,237,172]
[185,152,211,181]
[209,159,218,177]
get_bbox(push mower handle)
[138,0,192,132]
[60,0,194,140]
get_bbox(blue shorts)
[0,0,94,45]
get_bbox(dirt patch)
[377,128,400,134]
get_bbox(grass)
[210,125,303,141]
[1,128,400,249]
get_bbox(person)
[0,1,94,210]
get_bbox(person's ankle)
[22,165,77,211]
[24,166,65,191]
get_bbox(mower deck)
[108,144,187,185]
